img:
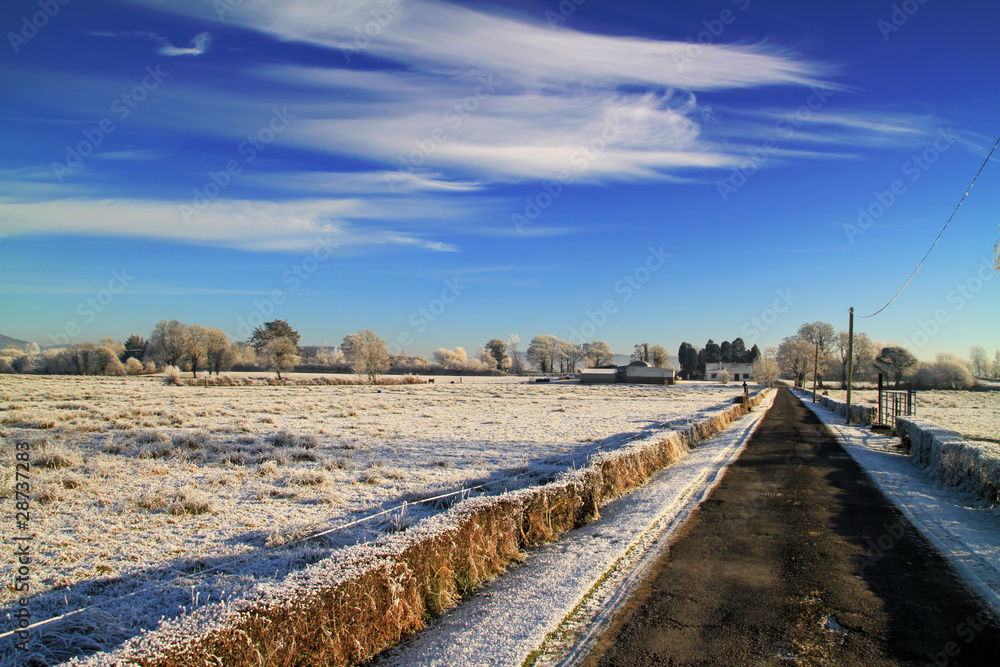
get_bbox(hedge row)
[67,390,770,667]
[895,417,1000,507]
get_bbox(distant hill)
[0,334,30,351]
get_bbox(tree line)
[772,322,996,391]
[3,319,997,388]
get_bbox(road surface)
[582,388,1000,666]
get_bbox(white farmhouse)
[705,361,754,382]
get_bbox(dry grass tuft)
[167,486,218,515]
[284,470,331,487]
[33,444,82,469]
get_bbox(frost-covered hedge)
[64,390,769,667]
[895,417,1000,506]
[793,388,876,425]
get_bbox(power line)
[857,135,1000,319]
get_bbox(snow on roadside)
[795,392,1000,618]
[368,390,777,667]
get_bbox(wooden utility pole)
[846,307,854,424]
[812,341,819,403]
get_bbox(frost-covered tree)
[527,335,563,373]
[261,337,301,380]
[751,356,780,387]
[342,329,390,382]
[147,320,188,367]
[433,347,468,369]
[204,328,235,376]
[485,338,510,371]
[969,346,988,377]
[581,341,613,367]
[183,325,209,378]
[100,337,126,360]
[777,337,814,387]
[506,334,524,374]
[478,346,499,371]
[249,320,301,352]
[632,343,651,364]
[797,322,836,390]
[650,344,670,369]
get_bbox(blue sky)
[1,0,998,359]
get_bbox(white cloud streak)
[0,197,459,253]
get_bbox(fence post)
[877,373,883,426]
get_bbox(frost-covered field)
[0,375,745,664]
[812,388,999,443]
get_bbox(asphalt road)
[581,388,1000,667]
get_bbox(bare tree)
[506,334,524,375]
[797,321,835,397]
[650,344,670,369]
[204,328,235,376]
[969,346,988,378]
[342,329,390,382]
[632,343,651,363]
[262,337,301,380]
[777,337,814,387]
[147,319,188,368]
[527,335,562,373]
[751,356,780,387]
[561,340,584,372]
[184,324,209,378]
[851,332,875,382]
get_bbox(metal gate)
[879,389,916,429]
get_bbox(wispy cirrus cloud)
[0,0,947,255]
[0,197,462,253]
[88,29,212,56]
[158,31,211,57]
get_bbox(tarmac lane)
[580,388,1000,667]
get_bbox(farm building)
[581,360,675,385]
[705,361,754,382]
